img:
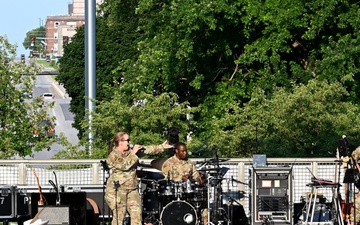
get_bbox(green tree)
[204,80,360,157]
[54,92,197,159]
[57,0,143,139]
[23,26,46,54]
[57,0,360,158]
[0,35,56,158]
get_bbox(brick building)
[44,0,102,56]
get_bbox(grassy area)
[35,58,59,70]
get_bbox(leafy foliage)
[22,26,46,53]
[0,35,56,158]
[57,0,360,158]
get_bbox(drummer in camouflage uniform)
[161,142,208,225]
[105,132,173,225]
[350,146,360,225]
[162,142,200,181]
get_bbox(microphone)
[189,145,208,156]
[129,144,146,157]
[129,144,146,150]
[342,135,350,147]
[167,171,170,181]
[231,176,234,187]
[100,160,110,171]
[113,181,120,189]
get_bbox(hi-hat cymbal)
[151,158,168,171]
[136,170,164,180]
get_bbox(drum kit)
[136,156,242,225]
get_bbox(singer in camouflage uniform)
[350,146,360,225]
[350,191,360,225]
[105,132,173,225]
[161,142,208,225]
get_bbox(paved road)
[22,74,79,159]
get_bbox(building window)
[54,22,60,28]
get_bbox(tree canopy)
[0,35,56,158]
[57,0,360,159]
[22,26,46,54]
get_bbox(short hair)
[174,142,186,150]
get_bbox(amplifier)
[0,186,15,219]
[37,205,70,225]
[31,192,87,225]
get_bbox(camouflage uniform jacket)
[106,145,165,190]
[162,155,200,181]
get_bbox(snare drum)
[160,200,198,225]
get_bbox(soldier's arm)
[143,141,173,155]
[162,161,170,178]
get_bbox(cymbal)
[136,170,164,180]
[151,158,168,171]
[196,158,230,165]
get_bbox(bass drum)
[160,200,198,225]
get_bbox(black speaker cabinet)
[31,192,86,225]
[0,186,15,219]
[16,188,30,217]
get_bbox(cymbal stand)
[223,179,232,225]
[206,169,224,223]
[206,171,215,225]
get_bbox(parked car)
[42,92,55,100]
[33,119,55,139]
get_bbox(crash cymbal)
[151,158,168,171]
[196,158,230,165]
[136,170,164,180]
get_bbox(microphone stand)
[113,181,120,225]
[100,160,110,225]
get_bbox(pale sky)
[0,0,70,57]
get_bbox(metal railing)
[0,157,346,219]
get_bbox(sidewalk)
[42,67,68,99]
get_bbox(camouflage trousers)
[105,187,142,225]
[201,208,208,224]
[349,192,360,224]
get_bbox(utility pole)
[85,0,96,155]
[38,18,43,27]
